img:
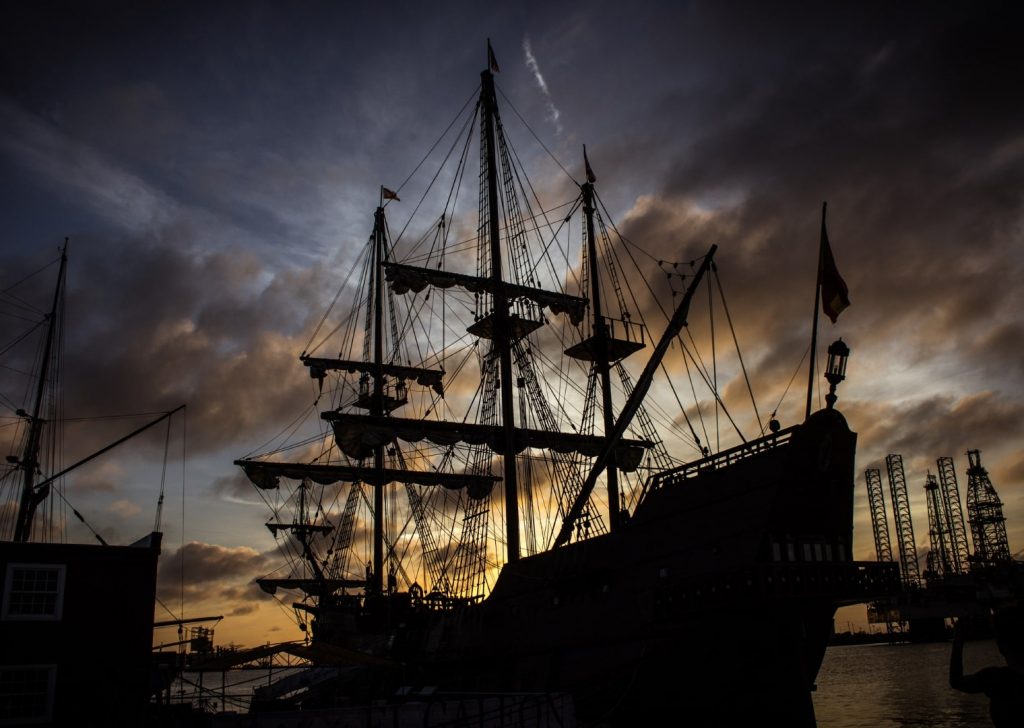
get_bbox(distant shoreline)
[829,631,911,646]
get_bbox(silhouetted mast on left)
[13,238,68,542]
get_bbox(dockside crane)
[936,456,971,574]
[865,467,902,634]
[865,468,893,563]
[866,449,1020,640]
[965,449,1012,567]
[924,473,955,579]
[886,454,921,588]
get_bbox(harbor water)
[813,639,1000,727]
[168,640,1002,725]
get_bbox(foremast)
[238,201,395,598]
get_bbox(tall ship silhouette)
[235,43,898,726]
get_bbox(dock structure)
[865,450,1023,642]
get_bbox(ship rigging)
[232,43,898,726]
[236,48,747,610]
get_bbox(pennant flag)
[487,40,500,73]
[819,220,849,323]
[584,145,596,183]
[382,187,400,201]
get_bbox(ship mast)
[556,245,718,548]
[481,56,520,562]
[13,239,68,543]
[581,178,621,531]
[371,204,386,592]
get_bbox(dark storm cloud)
[18,236,333,458]
[64,471,118,494]
[1001,455,1024,485]
[575,4,1024,472]
[966,321,1024,382]
[212,471,259,501]
[614,2,1023,334]
[0,3,498,266]
[848,392,1024,469]
[157,540,275,604]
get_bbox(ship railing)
[646,425,796,491]
[605,315,646,346]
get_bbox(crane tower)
[865,468,893,563]
[886,454,921,587]
[924,473,954,578]
[965,449,1011,567]
[936,456,970,574]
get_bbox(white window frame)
[0,664,57,725]
[2,564,66,621]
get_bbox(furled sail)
[265,522,334,535]
[302,356,445,396]
[384,262,588,326]
[236,459,500,491]
[322,413,649,469]
[257,577,367,596]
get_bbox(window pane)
[0,667,53,721]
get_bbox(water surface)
[813,640,1000,727]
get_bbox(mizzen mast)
[564,152,649,531]
[556,245,718,548]
[581,169,620,531]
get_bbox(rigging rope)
[302,243,371,357]
[0,320,47,359]
[389,85,481,208]
[767,342,811,433]
[391,97,480,255]
[708,257,718,451]
[713,266,763,435]
[496,85,576,185]
[0,256,60,315]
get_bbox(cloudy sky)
[1,1,1021,643]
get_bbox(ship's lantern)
[824,338,849,409]
[825,338,849,384]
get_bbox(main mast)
[371,205,386,592]
[480,62,520,563]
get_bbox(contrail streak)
[523,37,563,134]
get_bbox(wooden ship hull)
[261,410,898,726]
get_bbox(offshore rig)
[864,449,1023,641]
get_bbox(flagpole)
[805,201,827,420]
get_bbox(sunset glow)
[2,1,1021,646]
